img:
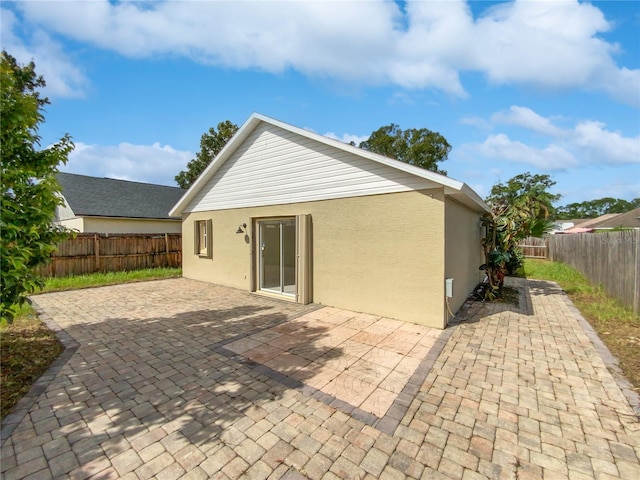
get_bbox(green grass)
[522,259,637,325]
[523,258,639,390]
[38,267,182,293]
[524,258,596,295]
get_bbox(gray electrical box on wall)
[445,278,454,298]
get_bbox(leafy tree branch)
[359,123,451,174]
[175,120,238,189]
[1,51,74,322]
[481,173,558,295]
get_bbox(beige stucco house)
[170,113,491,329]
[56,173,184,234]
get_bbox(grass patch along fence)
[39,267,182,293]
[547,230,639,314]
[34,233,182,277]
[523,258,640,392]
[520,230,639,314]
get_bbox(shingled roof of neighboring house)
[57,172,185,219]
[561,209,640,231]
[591,208,640,229]
[573,214,621,229]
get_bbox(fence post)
[545,236,550,259]
[636,230,639,314]
[94,234,100,272]
[165,233,170,267]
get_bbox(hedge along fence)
[35,233,182,277]
[546,230,639,314]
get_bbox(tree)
[1,51,74,322]
[175,120,238,189]
[481,173,559,285]
[359,123,451,175]
[555,197,640,219]
[486,172,560,217]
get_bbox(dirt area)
[1,315,63,419]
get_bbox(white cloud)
[11,0,639,105]
[557,177,640,205]
[465,106,640,169]
[0,8,88,98]
[492,106,565,137]
[63,142,193,187]
[472,2,612,85]
[572,121,640,165]
[587,180,640,201]
[460,115,492,131]
[476,133,578,171]
[323,132,369,146]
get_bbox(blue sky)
[2,0,639,206]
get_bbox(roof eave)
[73,214,180,221]
[445,184,492,214]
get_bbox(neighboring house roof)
[591,208,640,229]
[562,218,590,226]
[170,113,491,217]
[574,214,621,229]
[560,227,595,234]
[57,172,185,219]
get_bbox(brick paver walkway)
[1,277,639,479]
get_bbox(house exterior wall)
[59,217,181,234]
[444,198,485,322]
[182,188,449,328]
[57,217,85,232]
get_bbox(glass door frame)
[257,217,296,298]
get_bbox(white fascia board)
[445,184,493,214]
[169,115,262,217]
[169,112,491,216]
[78,215,180,222]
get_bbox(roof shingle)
[57,173,185,219]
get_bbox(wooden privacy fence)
[519,236,548,259]
[520,231,639,314]
[35,233,182,277]
[547,230,639,314]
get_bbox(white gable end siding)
[185,123,438,213]
[55,196,76,221]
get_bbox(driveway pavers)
[1,277,639,479]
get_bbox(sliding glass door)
[259,219,296,296]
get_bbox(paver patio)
[1,277,639,479]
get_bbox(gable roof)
[57,172,185,220]
[170,113,490,217]
[573,213,621,229]
[590,208,640,229]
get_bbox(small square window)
[194,219,212,258]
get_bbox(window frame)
[194,219,213,258]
